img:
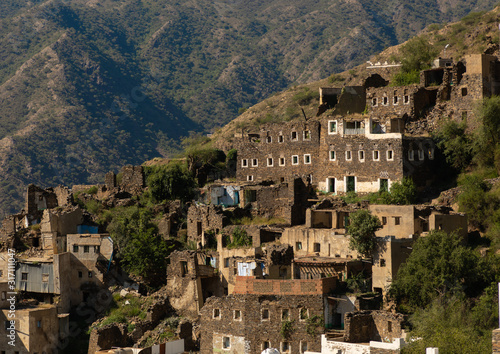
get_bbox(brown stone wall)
[367,86,417,118]
[232,276,337,295]
[187,204,226,245]
[344,310,404,343]
[492,328,500,353]
[200,294,324,354]
[119,165,145,194]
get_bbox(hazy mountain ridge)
[0,0,497,214]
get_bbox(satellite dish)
[261,349,280,354]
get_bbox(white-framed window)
[292,155,299,165]
[359,150,365,162]
[408,150,414,161]
[373,150,380,161]
[281,309,290,320]
[382,96,388,106]
[303,130,311,140]
[291,131,298,141]
[266,136,272,143]
[262,341,271,350]
[234,310,242,320]
[213,309,221,319]
[247,175,253,182]
[299,308,309,321]
[372,97,378,107]
[267,157,273,167]
[278,135,284,143]
[241,159,248,168]
[328,120,338,134]
[279,157,285,166]
[393,96,399,105]
[222,336,231,350]
[329,150,336,161]
[404,95,410,104]
[251,158,258,167]
[418,149,424,161]
[345,151,352,161]
[387,150,394,161]
[304,154,311,164]
[281,342,291,353]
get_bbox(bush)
[389,177,416,205]
[226,227,252,249]
[145,162,196,203]
[434,119,472,171]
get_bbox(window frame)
[292,155,299,165]
[328,120,338,134]
[373,150,380,161]
[267,157,273,167]
[329,150,336,161]
[304,154,311,164]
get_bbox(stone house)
[200,275,338,354]
[0,305,68,354]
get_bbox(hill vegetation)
[0,0,498,215]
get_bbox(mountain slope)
[0,0,498,214]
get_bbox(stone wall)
[187,204,226,246]
[25,184,58,217]
[344,311,404,343]
[492,328,500,353]
[200,294,324,354]
[232,276,337,295]
[119,165,145,194]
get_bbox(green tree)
[389,177,416,205]
[145,162,197,203]
[390,230,493,311]
[434,119,473,171]
[346,210,382,257]
[400,36,437,73]
[457,173,497,228]
[107,206,173,287]
[474,96,500,167]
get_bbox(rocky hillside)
[0,0,497,215]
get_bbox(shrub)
[346,210,382,257]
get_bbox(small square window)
[262,341,270,350]
[262,309,270,320]
[393,96,398,105]
[292,155,299,165]
[462,87,467,96]
[291,131,298,141]
[279,157,285,166]
[328,120,337,134]
[242,159,248,168]
[281,342,290,353]
[382,216,387,225]
[37,320,42,328]
[88,271,93,278]
[418,150,424,161]
[388,321,392,332]
[359,151,364,161]
[247,175,254,182]
[408,150,414,161]
[380,259,386,267]
[372,98,378,107]
[428,148,435,160]
[213,309,221,319]
[267,158,273,167]
[404,95,409,104]
[281,309,290,320]
[224,258,230,268]
[84,245,89,253]
[251,159,258,167]
[313,243,320,252]
[73,245,78,253]
[345,151,352,161]
[234,310,241,320]
[266,136,272,143]
[94,245,100,253]
[21,273,28,281]
[387,150,394,160]
[304,154,311,164]
[223,336,230,349]
[373,151,380,161]
[395,217,401,225]
[329,150,336,161]
[278,135,284,143]
[303,130,311,140]
[42,273,49,283]
[296,242,302,250]
[383,96,388,105]
[78,271,83,278]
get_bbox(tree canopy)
[145,162,197,203]
[346,210,382,257]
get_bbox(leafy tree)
[346,210,382,257]
[457,173,497,228]
[145,162,197,203]
[434,119,473,171]
[390,230,494,311]
[400,36,437,73]
[107,206,173,287]
[474,96,500,167]
[389,177,416,205]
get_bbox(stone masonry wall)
[344,310,404,343]
[200,294,324,354]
